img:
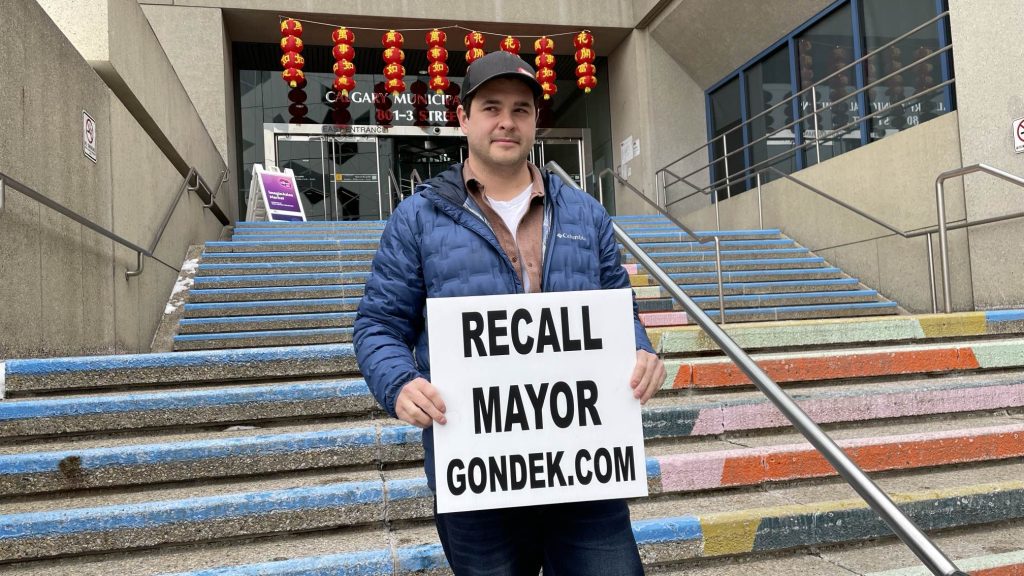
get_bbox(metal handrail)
[0,170,177,278]
[664,78,955,203]
[935,164,1024,313]
[659,10,951,177]
[578,164,726,323]
[548,162,968,576]
[128,167,228,277]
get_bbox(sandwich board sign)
[427,288,649,514]
[247,164,307,222]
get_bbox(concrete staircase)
[5,295,1024,573]
[168,216,898,351]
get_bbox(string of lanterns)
[278,18,598,101]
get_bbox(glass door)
[538,139,585,188]
[275,135,331,221]
[325,137,381,221]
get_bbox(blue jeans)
[434,499,644,576]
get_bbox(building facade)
[1,0,1022,357]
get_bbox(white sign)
[632,138,641,159]
[1014,116,1024,154]
[246,164,307,222]
[620,135,634,164]
[427,289,648,514]
[82,110,97,163]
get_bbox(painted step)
[235,220,387,228]
[182,298,362,318]
[0,344,360,396]
[624,238,796,253]
[7,369,1021,443]
[634,277,863,298]
[631,267,846,286]
[4,460,1023,566]
[230,233,385,242]
[868,548,1024,576]
[696,300,899,322]
[631,257,829,274]
[647,310,1024,355]
[622,247,811,263]
[636,289,884,313]
[0,378,375,437]
[176,312,357,334]
[173,327,353,351]
[5,410,1020,497]
[203,240,382,253]
[195,261,373,276]
[201,249,378,263]
[186,284,366,303]
[624,230,783,244]
[661,337,1024,390]
[192,272,370,289]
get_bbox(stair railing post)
[756,172,764,229]
[811,87,822,164]
[0,176,6,215]
[936,177,953,313]
[714,236,726,324]
[125,251,144,280]
[927,232,938,314]
[722,135,732,199]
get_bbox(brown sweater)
[462,162,546,293]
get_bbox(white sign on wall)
[1013,116,1024,154]
[82,110,97,164]
[427,289,648,514]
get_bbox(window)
[703,0,953,192]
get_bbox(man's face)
[457,77,538,171]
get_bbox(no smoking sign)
[82,110,97,163]
[1014,116,1024,154]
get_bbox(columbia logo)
[556,232,586,241]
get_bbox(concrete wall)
[949,0,1024,309]
[0,1,224,359]
[37,0,233,220]
[672,113,971,314]
[142,4,239,220]
[607,29,708,217]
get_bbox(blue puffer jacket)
[353,163,655,490]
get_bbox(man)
[354,51,665,575]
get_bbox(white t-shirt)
[485,183,534,238]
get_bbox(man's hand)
[396,377,447,428]
[630,350,665,405]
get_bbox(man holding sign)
[354,50,664,575]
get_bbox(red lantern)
[427,28,447,46]
[382,29,405,49]
[464,31,485,49]
[576,75,597,93]
[332,43,354,62]
[280,36,303,54]
[332,27,356,98]
[466,48,485,64]
[383,47,405,64]
[288,103,308,118]
[332,27,354,45]
[333,76,356,95]
[500,36,520,55]
[533,36,556,101]
[429,75,450,93]
[384,63,406,80]
[280,52,304,70]
[281,68,305,89]
[575,62,596,78]
[535,53,555,69]
[426,29,449,95]
[386,77,406,96]
[573,31,597,94]
[280,19,303,38]
[573,30,594,50]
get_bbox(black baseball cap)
[461,51,543,102]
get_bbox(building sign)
[1014,116,1024,154]
[427,289,648,514]
[82,110,97,163]
[247,164,307,222]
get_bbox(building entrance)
[261,124,591,221]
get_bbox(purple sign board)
[260,172,303,214]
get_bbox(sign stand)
[246,163,307,222]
